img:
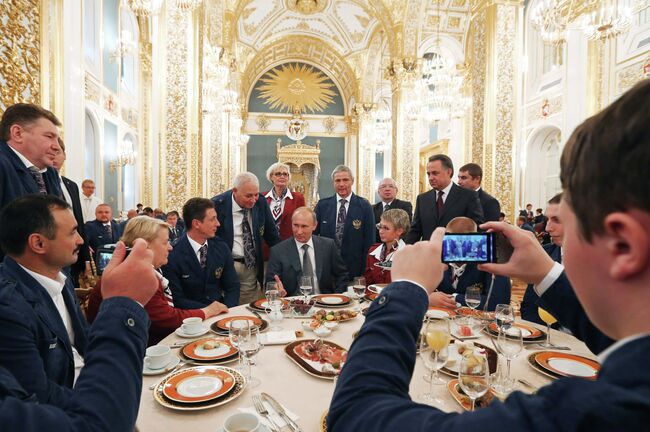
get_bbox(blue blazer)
[212,190,280,284]
[437,263,511,311]
[0,297,149,431]
[329,281,650,431]
[521,243,562,325]
[314,194,375,278]
[161,235,240,309]
[477,188,501,222]
[84,219,121,253]
[168,226,185,245]
[0,257,89,407]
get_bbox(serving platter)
[284,339,347,380]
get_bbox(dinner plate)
[367,284,388,294]
[216,426,271,432]
[533,351,599,380]
[162,367,236,403]
[426,306,457,319]
[312,294,351,307]
[447,379,495,411]
[285,339,347,380]
[182,338,238,361]
[143,356,181,376]
[154,366,245,410]
[174,325,210,338]
[440,341,498,377]
[486,322,545,342]
[248,298,290,311]
[210,316,269,335]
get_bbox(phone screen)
[96,250,113,275]
[441,232,496,264]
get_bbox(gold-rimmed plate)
[312,294,351,308]
[532,351,599,380]
[162,367,235,403]
[447,379,495,411]
[249,298,290,311]
[486,322,545,342]
[439,341,498,377]
[210,316,268,334]
[181,337,238,361]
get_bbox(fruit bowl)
[290,298,316,317]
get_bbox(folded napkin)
[238,400,299,430]
[259,331,297,345]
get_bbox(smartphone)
[95,245,131,275]
[442,232,497,264]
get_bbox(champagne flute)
[458,351,489,411]
[465,285,481,310]
[494,326,523,393]
[229,319,250,372]
[538,307,557,348]
[352,277,366,301]
[419,318,450,403]
[299,276,313,302]
[239,325,261,388]
[495,304,515,330]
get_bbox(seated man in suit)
[212,172,280,304]
[457,163,501,222]
[433,217,511,311]
[405,154,483,244]
[118,208,137,234]
[516,215,535,233]
[267,207,349,296]
[84,204,121,254]
[315,165,375,278]
[0,238,160,432]
[329,80,650,431]
[162,197,239,310]
[373,178,412,242]
[166,210,184,245]
[0,195,89,407]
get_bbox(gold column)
[0,0,41,111]
[353,103,376,200]
[469,6,487,167]
[134,13,154,206]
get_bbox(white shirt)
[187,235,208,265]
[295,237,319,294]
[369,239,406,262]
[18,265,85,381]
[80,194,103,222]
[336,193,353,221]
[382,200,394,211]
[265,188,294,216]
[434,182,453,204]
[59,178,73,206]
[8,145,46,173]
[231,194,251,259]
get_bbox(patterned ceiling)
[422,0,471,40]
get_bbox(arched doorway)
[524,126,562,209]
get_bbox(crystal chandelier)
[418,53,470,123]
[530,0,571,45]
[582,0,633,41]
[128,0,152,17]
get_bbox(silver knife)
[261,393,302,432]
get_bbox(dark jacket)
[84,219,121,253]
[477,188,501,223]
[372,199,413,242]
[61,176,91,283]
[437,263,511,311]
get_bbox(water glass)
[458,351,489,411]
[265,281,280,307]
[238,325,261,388]
[494,326,523,393]
[299,276,313,302]
[265,303,284,331]
[352,276,366,300]
[495,304,515,330]
[465,285,481,310]
[229,319,250,372]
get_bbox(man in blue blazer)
[162,197,239,309]
[458,163,501,222]
[329,81,650,431]
[406,154,484,244]
[0,195,89,407]
[314,165,374,278]
[212,172,280,304]
[266,207,349,296]
[0,237,160,431]
[166,210,184,245]
[84,204,121,253]
[0,104,63,260]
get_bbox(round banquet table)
[136,300,598,432]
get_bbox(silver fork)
[253,394,280,432]
[148,361,186,390]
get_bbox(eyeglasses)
[273,172,289,177]
[375,223,393,231]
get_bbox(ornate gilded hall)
[1,0,649,217]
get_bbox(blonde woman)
[364,209,410,285]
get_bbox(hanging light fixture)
[582,0,633,41]
[530,0,571,46]
[128,0,152,17]
[175,0,202,12]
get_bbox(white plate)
[174,325,209,338]
[193,343,232,358]
[367,284,386,294]
[176,375,223,398]
[143,356,180,376]
[426,309,453,319]
[318,296,345,305]
[547,358,598,377]
[216,425,270,432]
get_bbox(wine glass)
[239,325,261,388]
[418,318,450,403]
[265,281,280,309]
[538,307,557,348]
[465,285,481,310]
[458,351,489,411]
[494,326,523,393]
[299,276,313,302]
[495,304,515,330]
[229,319,250,372]
[352,277,366,301]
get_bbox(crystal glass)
[265,281,280,308]
[458,351,489,411]
[299,276,313,302]
[265,303,284,331]
[493,326,523,393]
[538,307,557,348]
[418,318,450,404]
[495,304,515,330]
[465,285,481,310]
[229,319,250,372]
[352,276,366,300]
[238,325,261,388]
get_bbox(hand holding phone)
[441,232,497,264]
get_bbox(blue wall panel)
[102,0,119,92]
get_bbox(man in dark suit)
[405,154,483,244]
[266,207,348,296]
[458,162,501,222]
[329,80,650,431]
[212,172,280,304]
[51,138,90,286]
[166,210,184,245]
[315,165,375,278]
[0,104,63,259]
[373,178,412,242]
[0,195,89,407]
[118,208,138,234]
[163,198,239,310]
[84,204,121,253]
[0,236,160,431]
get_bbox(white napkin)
[238,400,299,430]
[259,331,297,345]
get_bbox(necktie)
[171,227,177,237]
[241,209,256,269]
[436,190,444,214]
[335,199,347,248]
[104,223,113,240]
[383,203,389,212]
[28,166,47,194]
[301,244,314,278]
[198,244,207,269]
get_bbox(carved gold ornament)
[286,0,328,15]
[256,63,337,113]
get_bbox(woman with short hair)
[363,209,410,285]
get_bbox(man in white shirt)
[0,194,89,407]
[79,179,102,223]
